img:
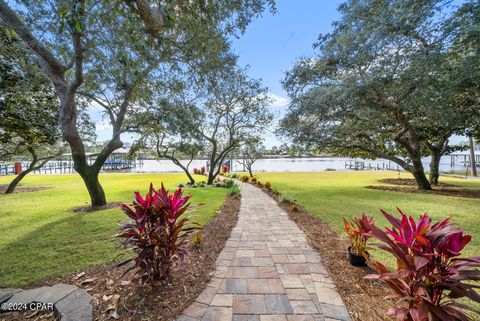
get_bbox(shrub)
[193,167,200,174]
[280,192,294,204]
[229,184,241,198]
[264,181,271,190]
[116,183,200,286]
[224,178,235,188]
[343,214,375,257]
[364,208,480,321]
[240,175,249,182]
[291,203,298,212]
[231,173,238,178]
[192,232,203,249]
[325,168,336,171]
[200,166,206,175]
[256,180,263,187]
[271,186,279,194]
[250,176,257,183]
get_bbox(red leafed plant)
[343,213,375,258]
[116,183,200,286]
[364,208,480,321]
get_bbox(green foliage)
[231,173,238,178]
[279,192,295,204]
[224,178,235,188]
[0,28,61,159]
[250,176,257,183]
[264,181,271,190]
[270,186,279,194]
[229,184,241,198]
[240,175,249,182]
[279,0,480,190]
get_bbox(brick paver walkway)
[176,182,351,321]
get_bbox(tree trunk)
[5,148,55,194]
[5,168,32,194]
[248,166,253,177]
[412,166,432,190]
[171,158,195,185]
[77,166,106,206]
[429,150,441,185]
[469,134,477,177]
[207,164,216,185]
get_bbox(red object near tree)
[222,164,229,173]
[14,162,22,174]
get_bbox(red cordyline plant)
[116,183,200,286]
[343,213,375,257]
[364,208,480,321]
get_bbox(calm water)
[130,156,461,173]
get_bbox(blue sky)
[231,0,342,98]
[226,0,344,146]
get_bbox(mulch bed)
[378,178,457,187]
[0,184,51,194]
[254,183,394,321]
[367,178,480,198]
[10,195,240,321]
[71,202,123,213]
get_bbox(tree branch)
[0,0,66,81]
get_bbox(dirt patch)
[256,184,394,321]
[0,184,51,194]
[71,202,124,213]
[378,178,457,188]
[14,195,240,321]
[366,185,480,199]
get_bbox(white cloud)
[95,121,113,131]
[265,92,289,108]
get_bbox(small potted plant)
[343,214,374,266]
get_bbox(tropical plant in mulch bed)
[229,184,241,198]
[116,183,201,286]
[264,181,271,190]
[343,214,375,267]
[363,208,480,321]
[224,178,235,188]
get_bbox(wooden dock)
[345,160,398,171]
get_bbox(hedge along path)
[176,182,352,321]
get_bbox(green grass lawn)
[0,173,227,287]
[254,171,480,263]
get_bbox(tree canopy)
[279,0,480,190]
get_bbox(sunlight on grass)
[0,173,227,287]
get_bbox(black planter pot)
[347,247,368,267]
